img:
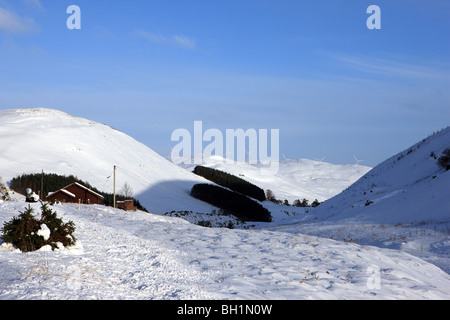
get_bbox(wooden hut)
[46,182,104,205]
[116,199,135,211]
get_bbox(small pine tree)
[40,203,76,250]
[311,199,321,207]
[266,189,276,202]
[1,202,76,252]
[1,206,43,252]
[293,198,311,207]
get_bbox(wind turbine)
[315,156,326,162]
[245,150,256,163]
[166,144,175,161]
[353,155,364,166]
[225,150,234,163]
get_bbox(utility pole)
[113,165,116,208]
[41,169,44,200]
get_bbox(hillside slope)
[308,127,450,224]
[0,108,214,214]
[272,127,450,273]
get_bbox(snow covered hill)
[181,155,371,203]
[296,126,450,224]
[272,127,450,273]
[1,199,449,300]
[0,108,216,214]
[0,107,369,215]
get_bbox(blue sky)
[0,0,449,167]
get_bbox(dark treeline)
[10,173,94,198]
[193,166,266,202]
[191,183,272,222]
[9,173,147,212]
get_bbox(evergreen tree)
[266,189,277,202]
[191,184,272,222]
[438,148,450,171]
[1,203,76,252]
[311,199,321,207]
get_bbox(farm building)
[117,199,136,211]
[46,182,104,205]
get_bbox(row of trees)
[9,173,147,212]
[10,173,81,199]
[191,184,272,222]
[193,166,266,202]
[265,189,321,207]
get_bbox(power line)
[115,166,153,185]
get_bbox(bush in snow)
[1,202,76,252]
[311,199,321,208]
[0,177,10,201]
[437,148,450,171]
[293,198,309,207]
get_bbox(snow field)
[0,201,216,300]
[1,200,449,300]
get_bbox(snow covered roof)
[59,189,76,198]
[47,188,76,198]
[47,182,104,200]
[63,182,105,199]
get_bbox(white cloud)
[172,35,196,49]
[135,29,196,49]
[0,7,36,33]
[326,53,450,81]
[22,0,44,10]
[135,30,169,44]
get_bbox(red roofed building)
[46,182,104,205]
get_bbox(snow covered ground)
[1,199,449,300]
[1,108,449,300]
[269,127,450,275]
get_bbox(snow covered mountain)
[0,108,369,215]
[0,108,216,214]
